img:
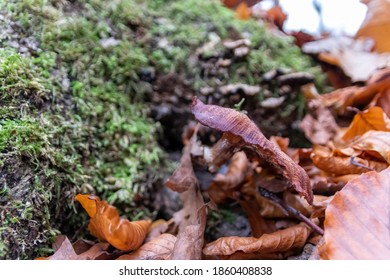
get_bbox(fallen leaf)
[302,36,390,82]
[320,167,390,259]
[75,194,151,251]
[342,106,390,142]
[37,235,110,260]
[167,127,207,260]
[192,97,313,204]
[208,151,250,204]
[117,234,176,260]
[321,75,390,115]
[203,223,311,256]
[351,130,390,163]
[356,0,390,53]
[311,145,388,176]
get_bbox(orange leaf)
[75,194,151,251]
[235,2,251,20]
[117,234,176,260]
[356,0,390,53]
[320,167,390,259]
[311,145,388,176]
[203,223,311,256]
[342,107,390,142]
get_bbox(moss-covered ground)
[0,0,323,259]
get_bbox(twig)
[258,187,324,235]
[350,156,374,171]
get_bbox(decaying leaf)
[192,97,313,204]
[117,234,177,260]
[342,107,390,142]
[351,130,390,163]
[356,0,390,53]
[75,194,151,251]
[37,235,110,260]
[203,223,311,257]
[320,168,390,259]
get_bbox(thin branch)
[350,156,374,171]
[258,187,324,235]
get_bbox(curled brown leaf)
[203,223,311,257]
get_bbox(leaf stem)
[258,187,324,235]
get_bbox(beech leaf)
[320,167,390,259]
[356,0,390,53]
[37,235,110,260]
[192,97,313,204]
[75,194,151,251]
[117,234,176,260]
[342,107,390,142]
[203,223,311,257]
[351,130,390,163]
[311,145,388,176]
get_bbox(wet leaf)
[192,97,313,204]
[203,223,311,256]
[342,107,390,142]
[117,234,176,260]
[37,235,110,260]
[356,0,390,53]
[75,194,151,251]
[320,168,390,259]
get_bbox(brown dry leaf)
[208,152,250,204]
[311,145,388,176]
[203,223,311,257]
[302,36,390,82]
[167,127,207,260]
[37,235,110,260]
[165,139,198,193]
[299,99,339,145]
[320,167,390,259]
[356,0,390,53]
[321,74,390,115]
[192,97,313,204]
[117,234,176,260]
[351,130,390,163]
[342,107,390,142]
[75,194,151,251]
